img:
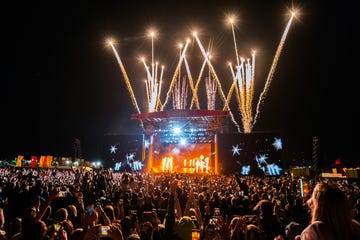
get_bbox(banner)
[30,156,37,168]
[16,155,24,167]
[39,156,47,168]
[46,155,53,168]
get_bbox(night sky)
[1,0,358,167]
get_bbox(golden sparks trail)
[183,56,198,109]
[224,10,296,133]
[161,39,190,110]
[193,32,242,132]
[109,8,297,133]
[109,42,141,114]
[225,16,257,133]
[253,12,296,125]
[190,58,208,109]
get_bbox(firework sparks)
[206,75,217,110]
[224,10,295,133]
[172,76,188,109]
[253,11,296,125]
[161,39,190,110]
[190,57,208,109]
[109,8,297,133]
[109,41,141,114]
[193,32,242,132]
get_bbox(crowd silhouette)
[0,167,359,240]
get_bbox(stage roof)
[131,109,230,144]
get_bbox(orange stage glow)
[150,143,213,174]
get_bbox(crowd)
[0,167,359,240]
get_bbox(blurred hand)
[58,226,68,240]
[108,223,124,240]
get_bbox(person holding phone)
[140,221,154,240]
[82,223,124,240]
[82,203,99,230]
[254,199,284,240]
[97,225,110,237]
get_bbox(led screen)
[102,135,144,171]
[218,132,283,176]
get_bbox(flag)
[30,156,37,168]
[46,155,53,168]
[16,155,24,167]
[39,156,47,168]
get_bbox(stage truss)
[131,109,230,174]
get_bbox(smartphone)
[299,178,309,198]
[87,207,94,216]
[142,211,153,223]
[58,191,67,197]
[244,215,256,224]
[214,208,220,216]
[53,223,62,232]
[192,229,200,240]
[97,226,110,237]
[209,218,219,225]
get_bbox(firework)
[109,9,297,133]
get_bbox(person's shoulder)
[300,221,335,240]
[8,232,22,240]
[299,223,318,240]
[351,219,360,236]
[305,220,327,228]
[352,219,360,227]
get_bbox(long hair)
[311,182,354,239]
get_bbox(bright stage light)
[180,138,186,145]
[144,140,150,148]
[173,127,181,134]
